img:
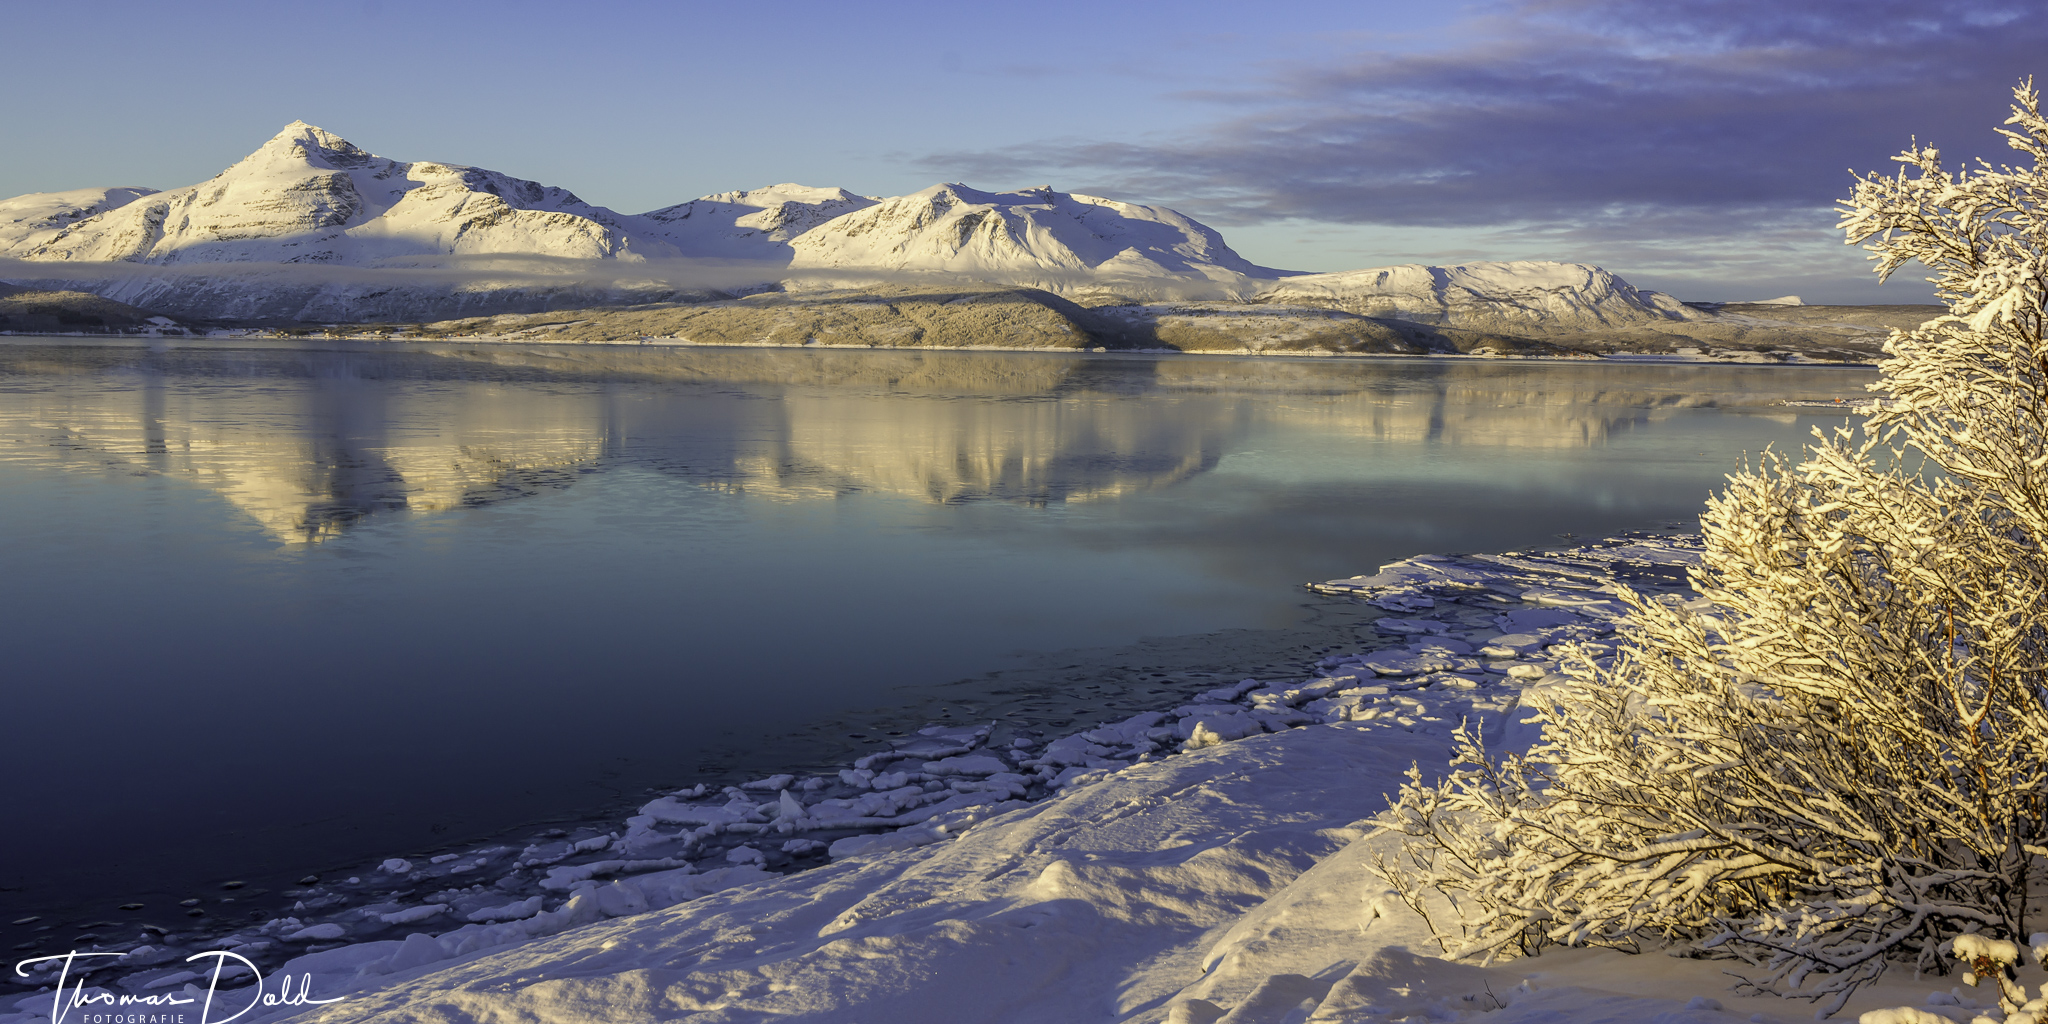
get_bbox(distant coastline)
[0,286,1932,365]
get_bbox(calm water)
[0,339,1875,937]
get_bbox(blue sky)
[5,0,2040,302]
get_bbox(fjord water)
[0,339,1874,934]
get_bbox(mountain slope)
[0,125,1745,333]
[10,122,670,265]
[635,184,877,262]
[0,187,159,254]
[786,183,1280,293]
[1257,261,1704,332]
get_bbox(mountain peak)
[789,182,1272,284]
[255,121,374,169]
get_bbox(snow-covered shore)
[9,533,2004,1023]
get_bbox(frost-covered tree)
[1377,80,2048,1018]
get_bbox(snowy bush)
[1377,80,2048,1018]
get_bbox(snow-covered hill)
[1258,261,1704,332]
[787,183,1281,294]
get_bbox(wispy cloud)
[918,0,2046,288]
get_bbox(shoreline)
[1,529,1715,1023]
[0,346,1886,1010]
[0,329,1885,366]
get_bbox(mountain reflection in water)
[0,338,1875,942]
[0,343,1831,540]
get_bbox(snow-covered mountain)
[10,122,669,265]
[0,124,1284,316]
[1257,261,1704,331]
[0,125,1262,292]
[787,183,1281,291]
[0,186,159,254]
[0,123,1710,331]
[639,185,877,261]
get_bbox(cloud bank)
[921,0,2045,298]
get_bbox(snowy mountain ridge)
[0,124,1263,285]
[10,122,666,266]
[639,184,879,261]
[785,182,1284,291]
[0,187,160,255]
[1257,261,1706,331]
[0,121,1700,330]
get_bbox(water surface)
[0,339,1875,939]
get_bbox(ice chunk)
[923,754,1010,776]
[378,904,448,925]
[1196,679,1263,703]
[380,858,413,874]
[1177,710,1265,744]
[770,788,807,824]
[1518,587,1630,618]
[467,896,544,923]
[638,796,759,826]
[1184,722,1227,750]
[1359,640,1482,678]
[1477,632,1548,657]
[1370,592,1436,612]
[283,922,348,941]
[538,857,690,890]
[1032,735,1114,768]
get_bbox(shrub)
[1376,80,2048,1018]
